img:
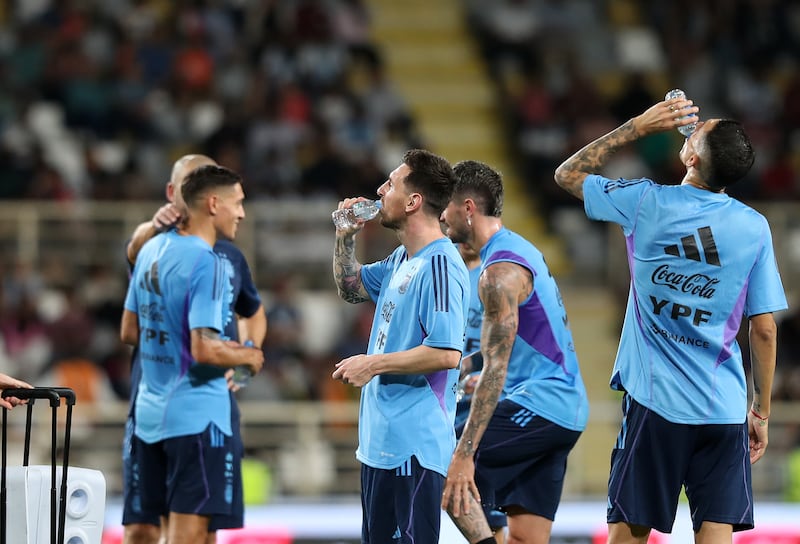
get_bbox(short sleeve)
[583,175,654,234]
[417,253,468,352]
[361,247,402,301]
[745,221,788,317]
[233,255,262,318]
[188,251,226,332]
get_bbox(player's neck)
[681,171,724,193]
[681,179,724,194]
[398,217,446,257]
[181,220,217,248]
[472,217,503,252]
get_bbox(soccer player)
[554,97,787,543]
[122,155,266,544]
[331,149,469,543]
[454,242,508,544]
[441,160,588,544]
[120,165,264,544]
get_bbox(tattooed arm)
[333,231,370,304]
[458,262,529,458]
[442,261,531,521]
[555,97,699,200]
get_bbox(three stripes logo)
[139,261,162,295]
[430,254,450,312]
[510,408,535,428]
[663,226,720,266]
[395,459,413,477]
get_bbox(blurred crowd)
[465,0,800,221]
[1,0,799,405]
[0,0,421,202]
[0,0,414,403]
[465,0,800,401]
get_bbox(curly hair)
[452,160,504,217]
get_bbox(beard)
[445,223,469,244]
[379,214,401,230]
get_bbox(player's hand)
[332,197,369,235]
[152,203,181,231]
[442,453,481,517]
[632,99,699,136]
[332,354,374,387]
[747,410,769,464]
[245,347,265,376]
[224,368,240,392]
[0,373,33,410]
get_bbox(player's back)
[618,184,782,422]
[130,230,231,441]
[481,228,588,432]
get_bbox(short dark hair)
[402,149,456,217]
[452,160,504,217]
[181,165,242,208]
[701,120,755,189]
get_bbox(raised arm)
[554,97,699,200]
[333,230,370,304]
[747,312,778,464]
[126,203,182,265]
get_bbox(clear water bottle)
[664,89,697,137]
[231,340,256,388]
[456,372,481,403]
[332,199,382,230]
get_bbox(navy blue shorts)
[361,456,444,543]
[123,396,244,530]
[122,416,160,526]
[473,400,581,520]
[607,394,753,533]
[132,422,240,525]
[455,421,508,530]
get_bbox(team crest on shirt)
[398,273,412,294]
[392,262,419,295]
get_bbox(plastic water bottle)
[231,340,256,388]
[332,200,382,230]
[456,372,481,403]
[664,89,697,137]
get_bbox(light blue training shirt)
[480,228,589,431]
[584,176,787,423]
[124,230,234,443]
[358,237,469,476]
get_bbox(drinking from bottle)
[665,88,697,137]
[331,199,382,230]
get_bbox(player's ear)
[165,181,175,201]
[406,192,422,212]
[208,193,219,216]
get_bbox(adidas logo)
[663,226,720,266]
[393,527,402,539]
[510,408,535,427]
